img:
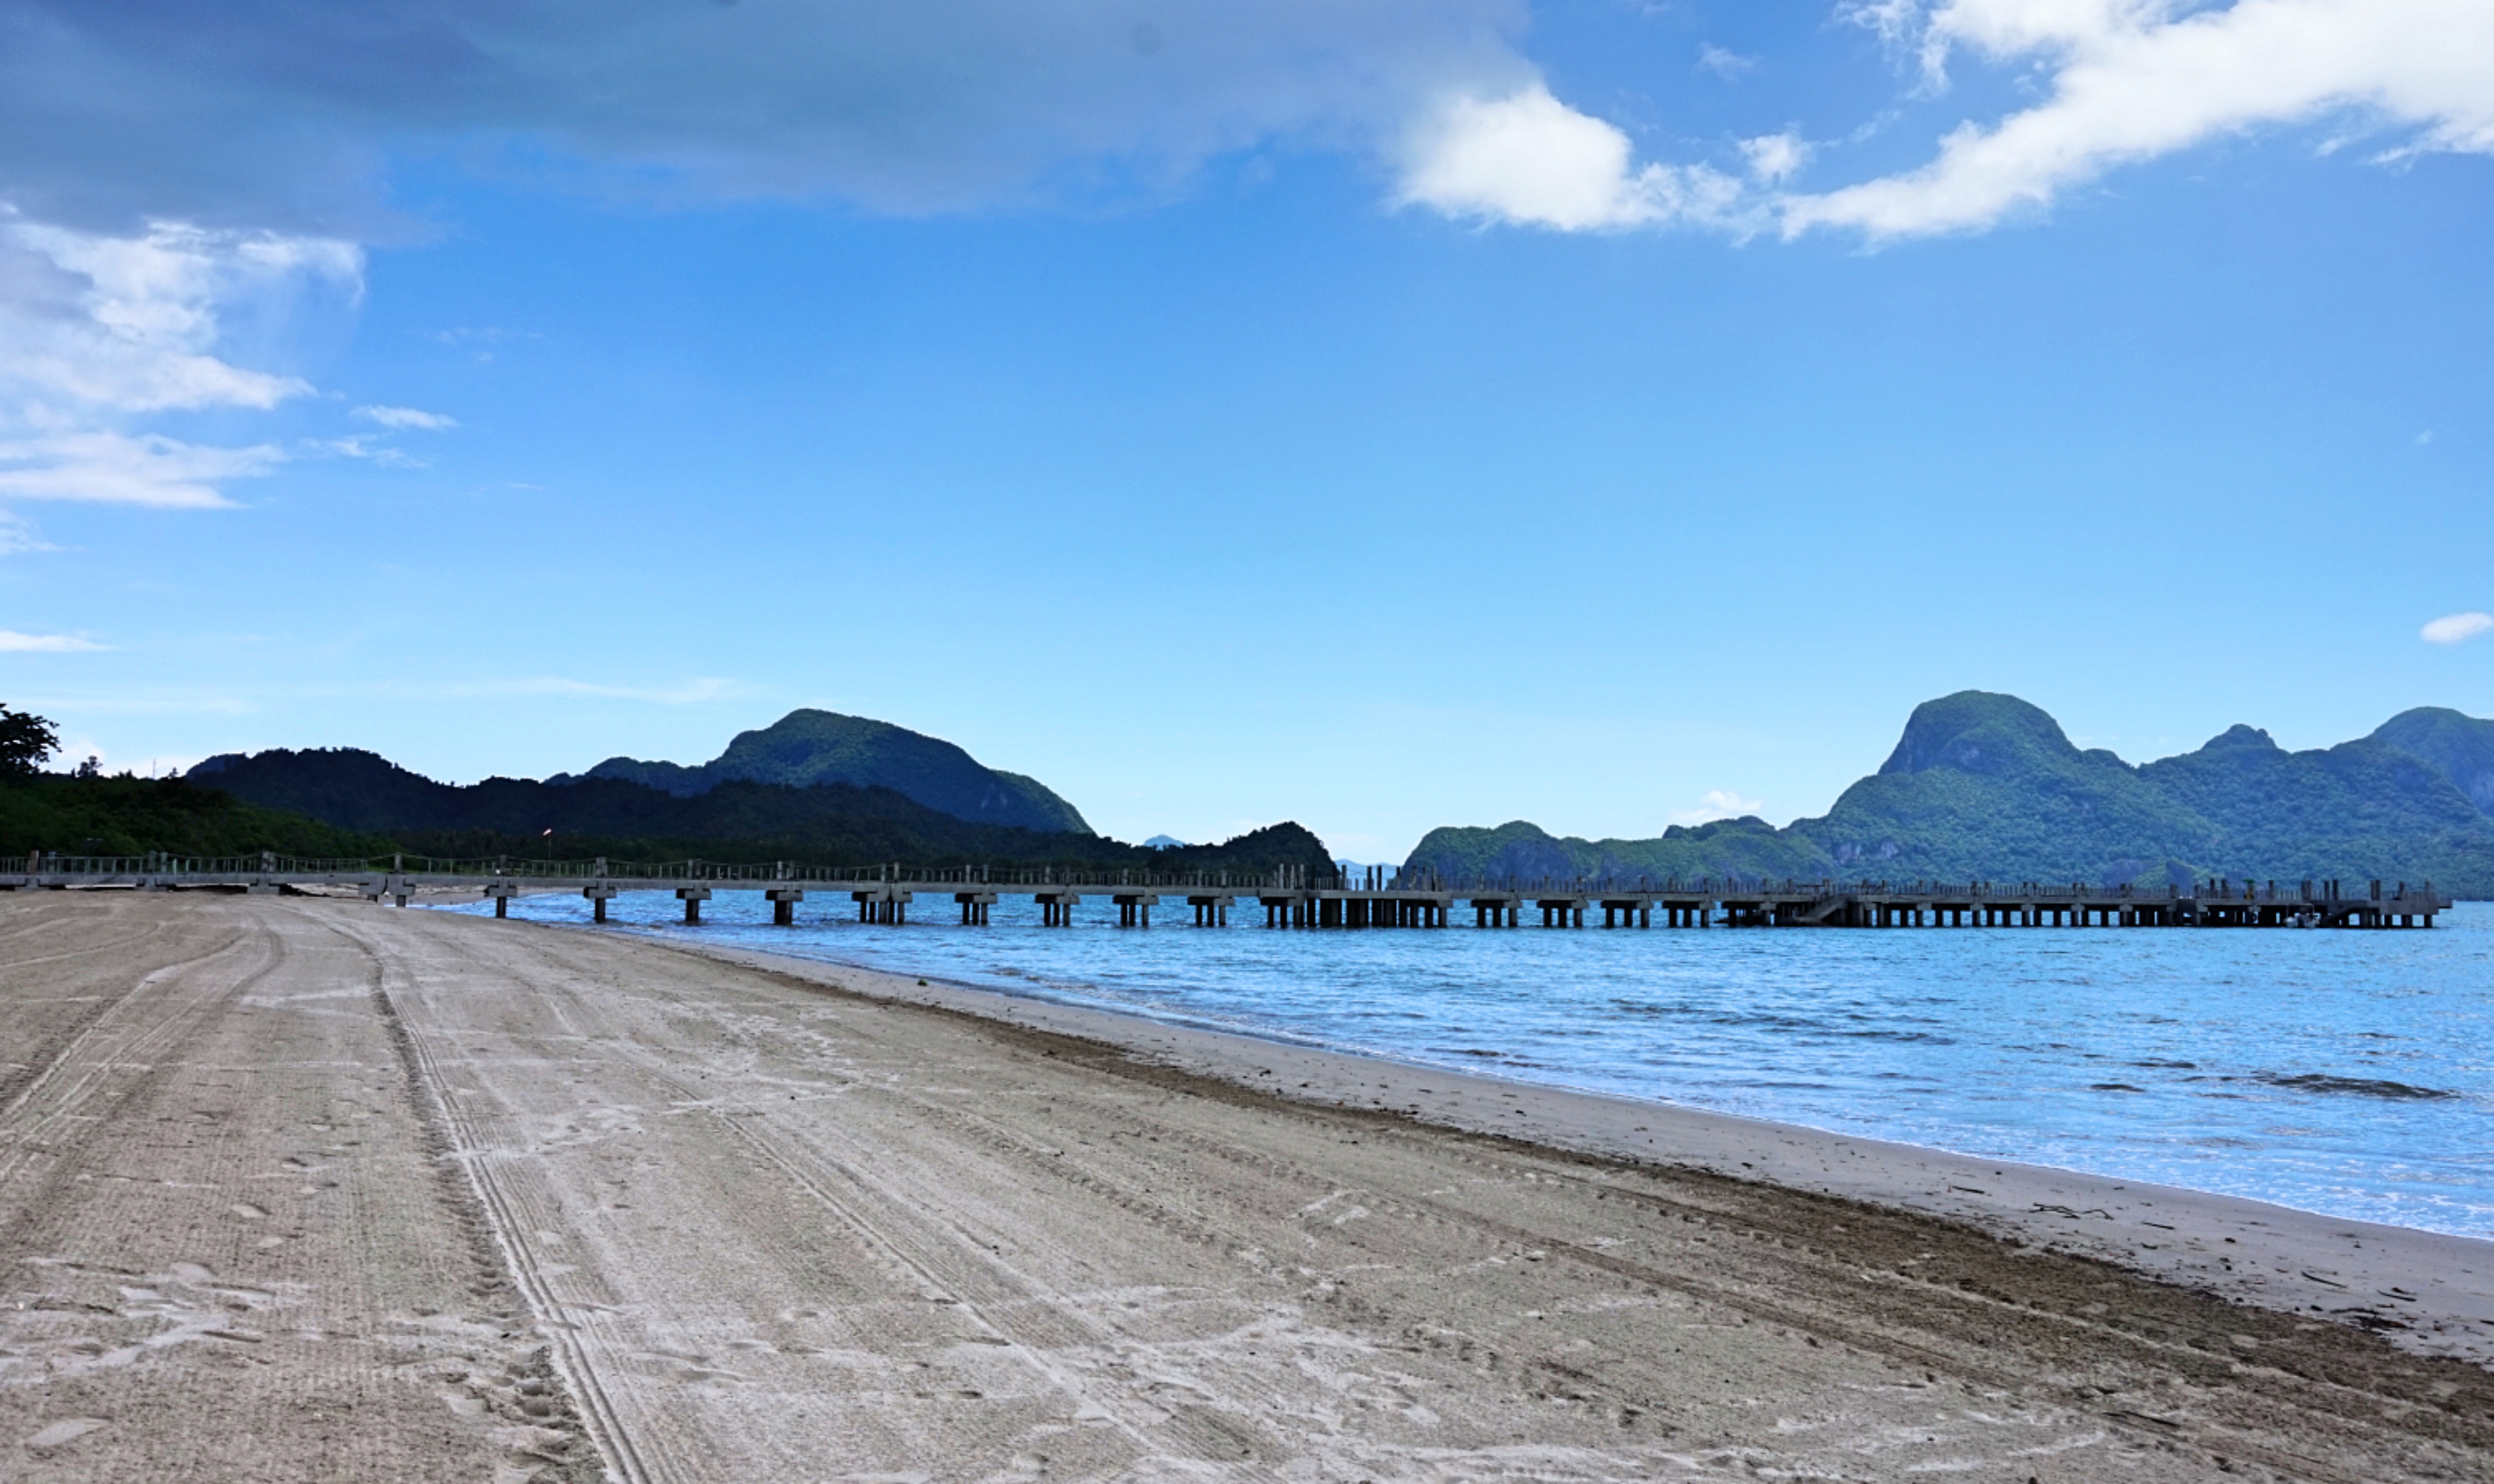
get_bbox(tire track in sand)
[0,923,265,1195]
[410,922,1277,1477]
[624,1057,1270,1476]
[327,916,654,1484]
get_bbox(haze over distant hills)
[1405,693,2494,896]
[547,709,1090,835]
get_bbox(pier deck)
[3,853,2451,930]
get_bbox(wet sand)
[3,892,2489,1482]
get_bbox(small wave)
[2131,1059,2198,1070]
[2090,1082,2147,1093]
[2257,1073,2457,1101]
[1816,1028,1951,1045]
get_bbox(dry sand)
[2,892,2489,1482]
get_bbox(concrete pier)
[6,857,2449,937]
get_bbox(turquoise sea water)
[441,893,2494,1238]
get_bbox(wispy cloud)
[355,404,457,431]
[0,214,351,414]
[313,434,422,469]
[1671,788,1764,825]
[0,630,107,652]
[0,212,357,517]
[1698,43,1759,80]
[0,510,58,555]
[2421,611,2494,645]
[0,432,281,508]
[1786,0,2494,240]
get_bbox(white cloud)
[1841,0,1930,50]
[1698,43,1759,80]
[1398,85,1748,231]
[0,431,282,508]
[1741,132,1812,183]
[0,213,355,517]
[0,510,57,555]
[2421,611,2494,645]
[356,404,456,430]
[0,214,355,413]
[1788,0,2494,239]
[0,1,1539,228]
[314,434,422,468]
[1671,788,1766,825]
[0,630,106,652]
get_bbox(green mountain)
[1405,691,2494,895]
[181,746,1328,875]
[2370,707,2494,815]
[1392,814,1833,885]
[555,709,1091,835]
[175,748,1327,878]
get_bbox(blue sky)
[2,0,2491,859]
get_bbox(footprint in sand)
[25,1417,109,1452]
[230,1203,270,1220]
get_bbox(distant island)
[6,693,2494,895]
[1404,692,2494,897]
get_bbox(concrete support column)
[677,886,711,925]
[584,884,619,924]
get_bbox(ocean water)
[440,892,2494,1239]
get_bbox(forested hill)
[1404,692,2494,896]
[0,773,393,858]
[181,746,1324,874]
[546,709,1092,835]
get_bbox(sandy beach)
[2,892,2489,1482]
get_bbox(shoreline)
[658,929,2494,1368]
